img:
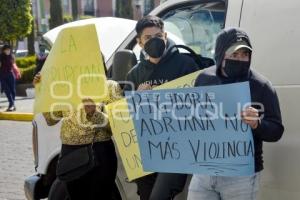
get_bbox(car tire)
[48,178,70,200]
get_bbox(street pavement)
[0,96,35,200]
[0,96,34,113]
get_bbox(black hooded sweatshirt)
[195,28,284,172]
[124,38,199,90]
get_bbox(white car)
[25,0,300,200]
[15,49,29,57]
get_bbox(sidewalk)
[0,95,34,121]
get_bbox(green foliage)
[63,15,73,23]
[51,15,93,25]
[0,0,33,44]
[18,65,36,84]
[16,56,36,69]
[80,15,94,20]
[15,56,36,83]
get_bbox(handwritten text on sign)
[126,82,255,176]
[34,24,107,114]
[107,70,201,181]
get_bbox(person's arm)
[42,111,63,126]
[34,59,42,75]
[87,110,110,132]
[252,82,284,142]
[85,80,123,131]
[33,72,63,126]
[103,80,123,104]
[82,98,109,130]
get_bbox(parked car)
[15,49,29,57]
[25,0,300,199]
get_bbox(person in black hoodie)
[188,27,284,200]
[124,15,199,200]
[124,15,198,91]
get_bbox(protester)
[33,63,122,200]
[124,15,199,200]
[188,27,284,200]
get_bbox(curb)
[0,112,34,121]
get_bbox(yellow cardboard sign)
[34,24,107,114]
[107,70,201,181]
[155,70,200,90]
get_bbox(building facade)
[31,0,166,34]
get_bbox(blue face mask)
[223,59,250,78]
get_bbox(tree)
[116,0,133,19]
[72,0,79,21]
[49,0,63,29]
[0,0,33,50]
[27,4,35,56]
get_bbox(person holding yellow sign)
[33,72,122,200]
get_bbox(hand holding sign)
[107,70,202,181]
[137,83,153,91]
[126,82,255,176]
[241,107,260,129]
[33,72,41,86]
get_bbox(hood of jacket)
[214,27,252,70]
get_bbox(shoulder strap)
[166,44,215,70]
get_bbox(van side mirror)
[112,50,137,82]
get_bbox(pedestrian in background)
[0,45,16,111]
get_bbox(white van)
[25,0,300,200]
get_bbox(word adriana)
[140,113,249,137]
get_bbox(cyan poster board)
[125,82,255,176]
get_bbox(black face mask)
[144,37,166,58]
[223,59,250,79]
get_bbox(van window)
[132,2,226,61]
[162,2,226,58]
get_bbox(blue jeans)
[0,72,16,107]
[135,173,187,200]
[188,173,261,200]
